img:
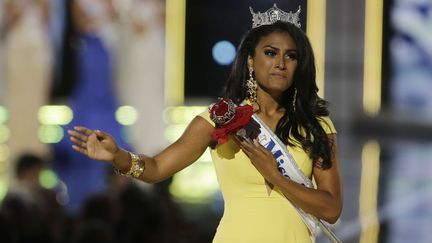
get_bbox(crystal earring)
[292,88,297,112]
[246,67,259,111]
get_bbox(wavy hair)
[222,21,333,169]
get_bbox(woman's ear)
[247,55,254,69]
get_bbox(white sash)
[250,114,341,243]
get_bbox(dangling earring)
[292,88,297,112]
[246,67,259,111]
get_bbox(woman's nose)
[276,56,286,69]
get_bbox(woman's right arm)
[69,116,213,183]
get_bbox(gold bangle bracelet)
[114,152,145,178]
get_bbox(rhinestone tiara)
[249,4,301,29]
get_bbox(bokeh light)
[163,106,207,142]
[169,160,218,203]
[163,106,206,124]
[0,106,9,124]
[0,125,11,143]
[212,40,236,65]
[38,105,73,125]
[38,125,64,144]
[0,144,10,162]
[115,106,138,125]
[164,124,187,143]
[39,169,59,189]
[0,178,8,201]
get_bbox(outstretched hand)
[68,126,119,162]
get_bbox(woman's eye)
[264,50,277,57]
[286,52,298,60]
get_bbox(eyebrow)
[262,45,297,52]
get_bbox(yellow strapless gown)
[199,111,336,243]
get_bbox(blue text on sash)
[264,140,290,178]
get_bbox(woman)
[116,0,166,155]
[69,11,343,243]
[4,0,52,159]
[51,0,127,212]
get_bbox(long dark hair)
[222,21,333,169]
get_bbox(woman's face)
[248,32,298,96]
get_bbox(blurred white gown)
[117,0,166,154]
[5,0,52,162]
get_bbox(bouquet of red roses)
[209,98,260,146]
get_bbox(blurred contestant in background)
[4,0,52,166]
[116,0,166,155]
[50,0,128,212]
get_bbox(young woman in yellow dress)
[68,5,342,243]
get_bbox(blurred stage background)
[0,0,431,242]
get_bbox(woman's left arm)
[239,134,343,223]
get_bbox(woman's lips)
[270,73,287,79]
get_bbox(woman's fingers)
[253,139,271,154]
[240,139,274,161]
[74,126,93,135]
[72,145,88,156]
[67,129,89,143]
[239,139,257,156]
[93,130,107,139]
[70,136,87,148]
[234,135,244,146]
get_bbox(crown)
[249,4,301,29]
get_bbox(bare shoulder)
[178,115,214,144]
